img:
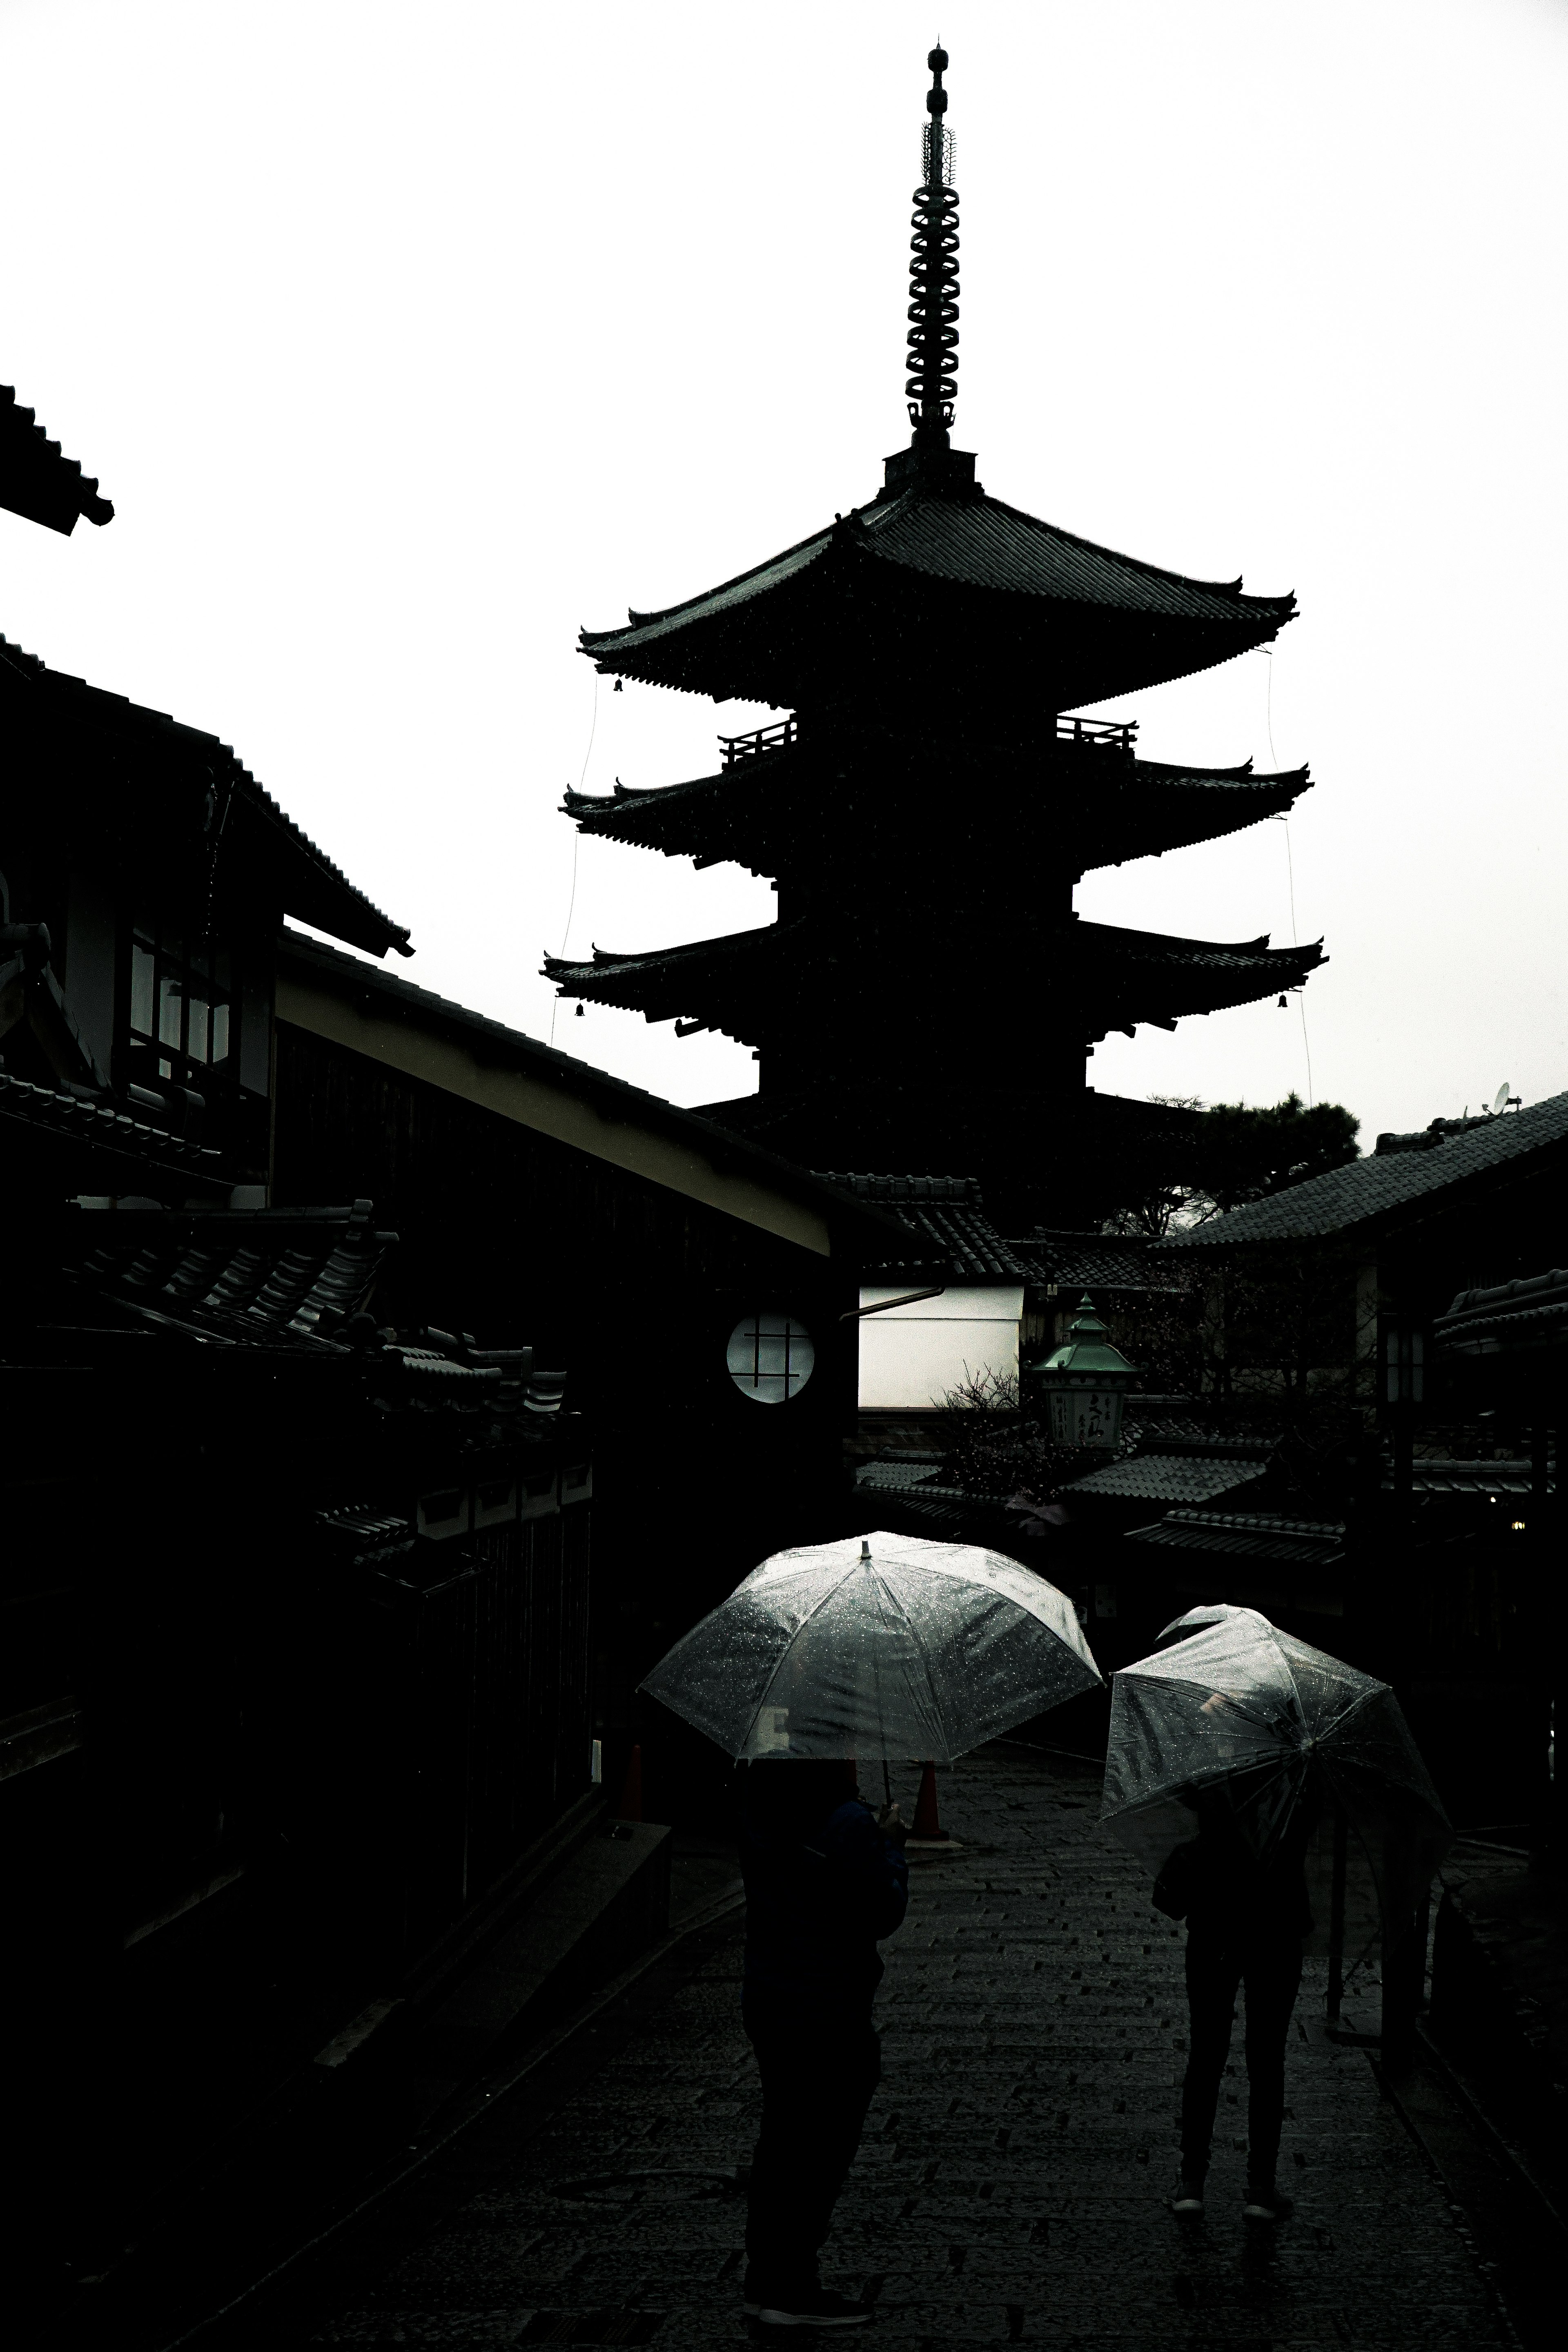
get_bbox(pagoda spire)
[906,45,960,452]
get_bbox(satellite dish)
[1493,1082,1511,1115]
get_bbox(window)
[128,917,233,1086]
[727,1312,815,1404]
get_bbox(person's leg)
[745,2022,818,2292]
[1240,1938,1304,2197]
[793,2023,880,2263]
[1179,1938,1243,2192]
[744,2021,880,2292]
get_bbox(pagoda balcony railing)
[1057,715,1137,751]
[717,713,1135,764]
[719,717,798,766]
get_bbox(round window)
[726,1312,815,1404]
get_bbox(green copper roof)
[1037,1294,1138,1381]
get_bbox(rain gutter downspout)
[842,1286,946,1320]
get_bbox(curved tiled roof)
[1063,1452,1270,1504]
[1168,1090,1568,1247]
[1076,920,1325,1035]
[561,751,1313,881]
[579,483,1295,712]
[817,1172,1035,1281]
[1434,1265,1568,1358]
[0,1065,224,1183]
[1013,1230,1186,1294]
[0,385,113,534]
[0,634,410,958]
[542,921,795,1023]
[583,488,1292,654]
[1125,1509,1345,1568]
[545,915,1324,1042]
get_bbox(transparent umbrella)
[1100,1613,1451,1944]
[640,1530,1102,1762]
[1156,1601,1269,1646]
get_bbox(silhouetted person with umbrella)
[739,1758,909,2328]
[1154,1744,1321,2222]
[1104,1614,1449,2225]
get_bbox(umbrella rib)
[868,1564,947,1760]
[738,1551,882,1756]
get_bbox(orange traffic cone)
[617,1743,643,1823]
[911,1762,948,1842]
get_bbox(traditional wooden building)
[547,47,1323,1226]
[272,924,906,1801]
[0,410,598,2284]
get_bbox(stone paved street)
[290,1747,1509,2349]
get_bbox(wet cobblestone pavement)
[295,1747,1508,2349]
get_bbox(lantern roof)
[1036,1294,1138,1382]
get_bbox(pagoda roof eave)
[580,486,1294,654]
[1080,766,1313,871]
[577,485,1295,708]
[542,921,797,1034]
[1076,918,1326,1036]
[543,913,1325,1040]
[562,755,1314,878]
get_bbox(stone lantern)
[1030,1293,1136,1450]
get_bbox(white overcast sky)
[4,0,1566,1145]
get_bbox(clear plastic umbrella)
[1156,1601,1268,1646]
[640,1530,1102,1762]
[1101,1613,1451,1944]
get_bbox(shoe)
[753,2285,873,2328]
[1170,2176,1205,2214]
[1243,2183,1294,2223]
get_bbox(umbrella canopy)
[1155,1601,1268,1646]
[640,1530,1102,1763]
[1101,1613,1451,1934]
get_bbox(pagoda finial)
[906,44,959,451]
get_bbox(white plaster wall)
[858,1284,1026,1410]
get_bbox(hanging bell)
[1277,994,1288,1010]
[575,1003,585,1018]
[612,679,624,693]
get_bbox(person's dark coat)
[740,1762,909,2031]
[1153,1768,1321,1947]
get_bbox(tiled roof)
[0,385,113,535]
[582,489,1293,654]
[542,920,791,1017]
[1079,764,1311,871]
[1014,1229,1186,1293]
[64,1199,395,1352]
[1063,1452,1270,1504]
[855,1460,948,1492]
[579,483,1294,713]
[563,755,1313,884]
[1167,1092,1568,1248]
[1389,1458,1554,1499]
[0,635,410,960]
[1125,1509,1346,1569]
[1433,1267,1568,1359]
[544,915,1324,1037]
[1077,920,1324,1035]
[818,1173,1034,1281]
[0,1065,225,1183]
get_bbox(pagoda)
[546,47,1323,1225]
